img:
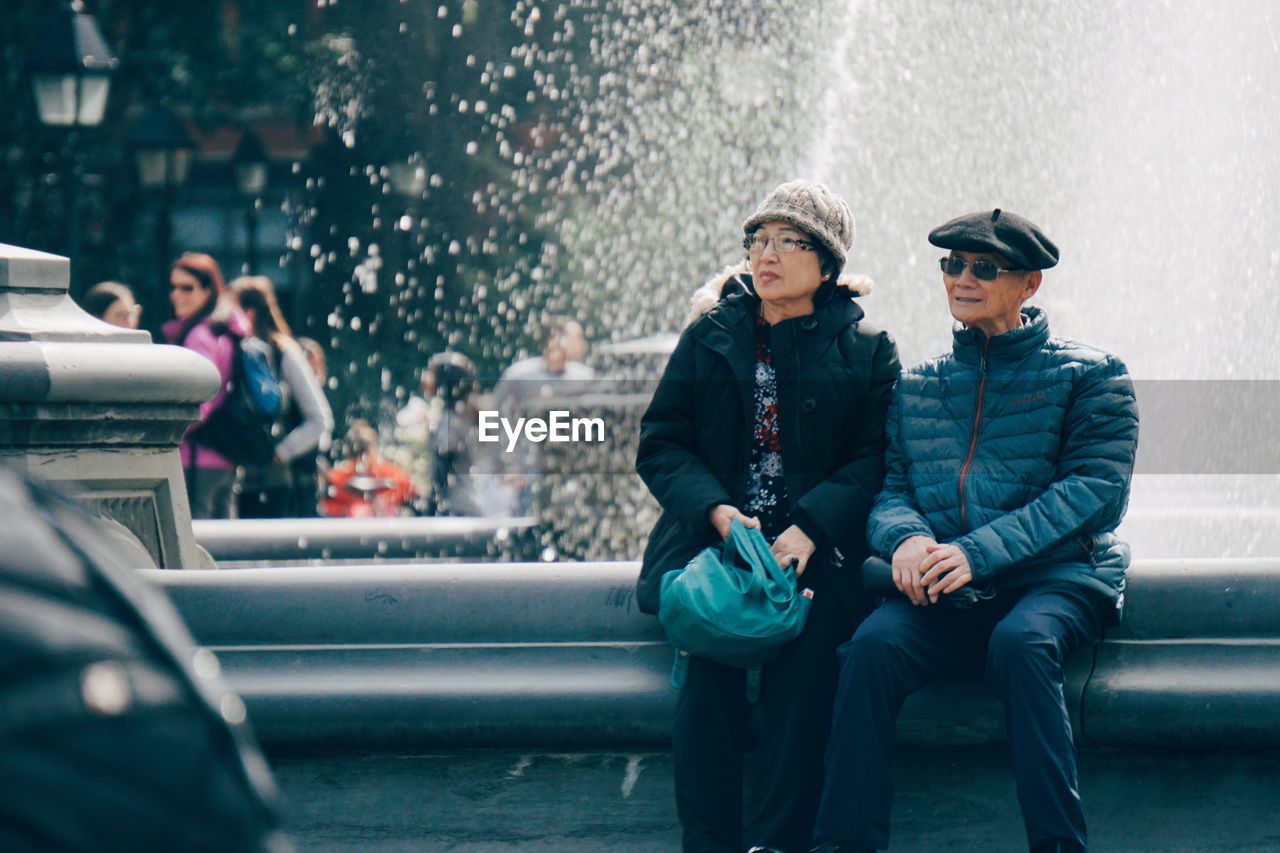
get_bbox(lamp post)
[386,153,427,269]
[129,103,194,328]
[232,128,269,275]
[385,154,429,346]
[25,0,118,292]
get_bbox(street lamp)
[131,103,194,190]
[129,103,194,327]
[384,153,429,355]
[386,155,428,199]
[26,1,118,126]
[25,0,119,290]
[232,128,269,274]
[386,152,428,260]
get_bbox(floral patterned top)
[743,314,788,539]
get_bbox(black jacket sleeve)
[635,331,733,539]
[793,329,901,548]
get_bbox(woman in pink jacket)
[161,252,248,519]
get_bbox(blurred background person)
[161,252,246,519]
[497,315,594,387]
[393,351,482,516]
[389,353,445,495]
[82,280,142,329]
[230,276,334,518]
[321,420,415,518]
[489,315,596,515]
[562,317,590,363]
[296,337,329,387]
[293,337,333,516]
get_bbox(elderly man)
[811,210,1139,853]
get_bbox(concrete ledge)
[1084,640,1280,747]
[192,517,539,563]
[0,401,200,446]
[0,341,218,402]
[1,242,220,570]
[143,559,1280,750]
[151,562,649,644]
[212,645,672,749]
[1119,558,1280,638]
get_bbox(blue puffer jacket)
[868,306,1139,607]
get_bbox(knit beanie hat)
[742,180,855,272]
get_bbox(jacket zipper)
[958,340,990,531]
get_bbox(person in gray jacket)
[231,276,334,518]
[811,210,1139,853]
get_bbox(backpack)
[191,333,286,466]
[659,520,813,701]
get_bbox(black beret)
[928,209,1059,271]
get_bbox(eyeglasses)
[744,234,816,255]
[939,256,1020,281]
[169,283,198,293]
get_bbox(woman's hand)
[892,535,937,605]
[919,542,973,604]
[770,525,816,576]
[708,504,760,540]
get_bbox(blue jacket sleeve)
[867,382,937,557]
[951,355,1140,582]
[635,331,733,539]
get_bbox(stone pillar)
[0,243,219,568]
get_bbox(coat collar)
[685,259,869,335]
[952,304,1051,365]
[683,261,872,328]
[691,273,865,353]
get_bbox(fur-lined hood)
[683,261,873,328]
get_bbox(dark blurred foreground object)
[0,465,288,852]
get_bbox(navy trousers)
[812,582,1109,852]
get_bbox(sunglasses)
[939,256,1020,281]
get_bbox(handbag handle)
[725,519,794,602]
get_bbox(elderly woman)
[636,180,900,853]
[811,210,1140,853]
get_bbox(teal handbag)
[659,519,813,701]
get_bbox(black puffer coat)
[635,268,900,616]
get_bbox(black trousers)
[237,485,291,519]
[813,582,1109,852]
[673,555,859,853]
[186,467,236,520]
